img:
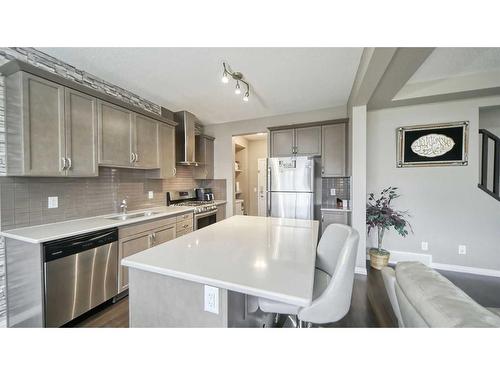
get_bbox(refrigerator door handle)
[267,165,272,216]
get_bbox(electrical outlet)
[148,191,154,199]
[48,196,58,209]
[330,188,337,196]
[421,241,428,251]
[204,285,219,314]
[458,245,467,255]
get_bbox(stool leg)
[306,322,313,328]
[287,315,298,328]
[274,313,280,324]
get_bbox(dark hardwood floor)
[69,263,500,328]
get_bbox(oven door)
[195,211,217,230]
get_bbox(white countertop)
[122,215,319,307]
[0,206,195,244]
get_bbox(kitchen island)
[122,215,319,327]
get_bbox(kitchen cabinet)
[3,72,98,176]
[194,135,215,179]
[216,204,226,221]
[65,89,98,176]
[148,123,176,179]
[134,114,159,169]
[270,126,321,157]
[321,211,349,234]
[118,215,181,293]
[321,123,346,177]
[98,101,134,167]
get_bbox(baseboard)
[431,263,500,278]
[355,266,367,275]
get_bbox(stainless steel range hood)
[174,111,201,166]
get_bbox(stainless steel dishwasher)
[43,228,118,327]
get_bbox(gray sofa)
[381,262,500,328]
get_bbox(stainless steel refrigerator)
[267,156,314,219]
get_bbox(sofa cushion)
[395,262,500,328]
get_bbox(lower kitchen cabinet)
[118,214,190,293]
[321,211,349,234]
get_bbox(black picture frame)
[396,121,469,168]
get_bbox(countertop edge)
[0,206,195,244]
[320,207,352,212]
[121,258,311,307]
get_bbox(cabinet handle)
[67,158,72,170]
[135,153,139,162]
[321,167,325,175]
[130,153,136,163]
[152,232,156,244]
[61,157,68,170]
[173,167,177,176]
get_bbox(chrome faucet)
[120,199,128,215]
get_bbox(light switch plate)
[148,191,154,199]
[421,241,428,251]
[204,285,219,314]
[48,196,58,209]
[330,188,337,196]
[458,245,466,255]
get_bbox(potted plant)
[366,187,412,270]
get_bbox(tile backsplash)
[321,177,351,208]
[0,166,226,231]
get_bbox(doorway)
[232,133,268,216]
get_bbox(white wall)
[367,96,500,271]
[205,106,347,215]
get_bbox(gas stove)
[166,190,217,215]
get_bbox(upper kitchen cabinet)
[194,135,215,179]
[65,89,98,177]
[270,129,295,157]
[321,123,346,177]
[3,71,97,176]
[148,123,176,179]
[295,126,321,156]
[134,114,159,169]
[98,101,134,167]
[269,126,321,157]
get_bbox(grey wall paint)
[367,97,500,271]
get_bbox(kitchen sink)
[107,211,161,221]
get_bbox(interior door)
[98,101,133,167]
[135,114,159,169]
[65,88,98,177]
[257,158,267,216]
[23,73,65,176]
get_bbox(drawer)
[176,218,193,232]
[119,216,176,239]
[176,212,193,222]
[176,227,192,237]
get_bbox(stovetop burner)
[167,190,217,214]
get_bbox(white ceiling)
[38,48,362,125]
[409,48,500,83]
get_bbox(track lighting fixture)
[221,62,250,102]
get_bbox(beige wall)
[367,96,500,271]
[246,139,267,216]
[206,106,347,215]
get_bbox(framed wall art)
[396,121,469,167]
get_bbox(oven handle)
[195,210,217,219]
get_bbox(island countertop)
[122,215,319,307]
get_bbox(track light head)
[243,92,249,102]
[221,72,229,84]
[235,81,241,95]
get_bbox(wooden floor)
[70,264,500,328]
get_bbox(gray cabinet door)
[216,204,226,221]
[64,88,98,177]
[22,73,66,176]
[270,129,295,157]
[156,123,176,178]
[118,232,151,293]
[134,114,159,169]
[295,126,321,156]
[153,225,175,245]
[321,123,346,177]
[321,211,349,234]
[205,137,214,179]
[98,101,133,167]
[194,136,215,179]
